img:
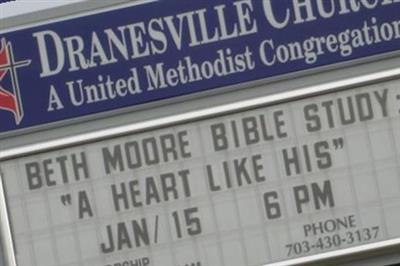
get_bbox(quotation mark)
[333,138,344,150]
[61,194,72,206]
[397,94,400,114]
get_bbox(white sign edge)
[1,66,400,161]
[0,170,16,266]
[0,0,154,34]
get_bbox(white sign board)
[1,81,400,266]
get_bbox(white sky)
[0,0,86,19]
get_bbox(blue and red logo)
[0,38,31,125]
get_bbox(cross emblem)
[0,38,31,125]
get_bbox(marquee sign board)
[0,76,400,266]
[0,0,400,134]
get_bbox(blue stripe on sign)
[0,0,15,3]
[0,0,399,134]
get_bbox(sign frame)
[1,67,400,266]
